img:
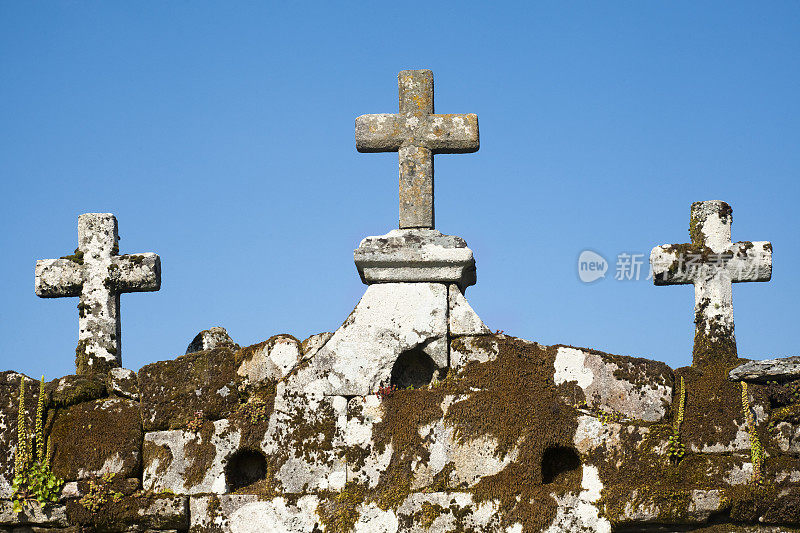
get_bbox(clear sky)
[1,2,798,379]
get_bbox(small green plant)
[667,376,686,461]
[79,473,123,513]
[572,399,623,426]
[241,398,270,423]
[12,376,64,513]
[741,381,765,484]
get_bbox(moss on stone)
[316,482,366,533]
[184,420,219,489]
[142,440,173,480]
[138,345,240,431]
[46,374,108,409]
[357,335,582,531]
[60,248,84,265]
[49,398,143,481]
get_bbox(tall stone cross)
[355,69,479,229]
[35,213,161,375]
[650,201,772,367]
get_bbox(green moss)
[49,398,142,481]
[74,341,117,376]
[184,420,218,488]
[60,248,84,265]
[142,441,172,479]
[316,482,366,532]
[47,374,107,409]
[66,487,185,531]
[353,336,582,531]
[416,501,446,529]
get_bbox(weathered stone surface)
[186,327,236,355]
[355,69,479,230]
[554,346,673,421]
[651,201,772,367]
[142,419,240,495]
[290,283,447,396]
[46,374,108,408]
[64,493,188,532]
[0,500,68,527]
[393,492,500,532]
[771,421,800,454]
[106,368,139,400]
[228,497,320,533]
[189,494,260,531]
[450,335,499,372]
[49,398,142,481]
[447,284,489,336]
[730,356,800,382]
[236,335,301,386]
[544,466,610,533]
[300,332,332,361]
[262,390,347,493]
[138,346,239,431]
[35,213,161,375]
[346,394,516,490]
[354,229,476,290]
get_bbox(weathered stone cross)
[35,213,161,375]
[650,201,772,367]
[355,69,479,229]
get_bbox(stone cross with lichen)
[35,213,161,375]
[650,201,772,367]
[355,69,479,229]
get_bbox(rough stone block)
[47,374,108,408]
[393,492,501,532]
[138,346,239,431]
[50,398,142,481]
[291,283,448,396]
[186,327,237,355]
[143,419,240,495]
[106,368,139,400]
[189,494,260,532]
[346,394,516,491]
[771,421,800,454]
[65,493,188,531]
[261,389,347,493]
[730,356,800,382]
[447,284,489,336]
[450,336,499,373]
[236,335,301,386]
[354,229,476,290]
[553,346,674,422]
[0,500,68,527]
[227,496,320,533]
[300,332,332,362]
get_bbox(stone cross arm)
[356,113,479,153]
[650,240,772,286]
[35,259,83,297]
[35,253,160,297]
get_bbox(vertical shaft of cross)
[355,69,479,230]
[77,214,123,373]
[398,70,435,228]
[688,202,736,360]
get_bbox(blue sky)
[1,2,798,379]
